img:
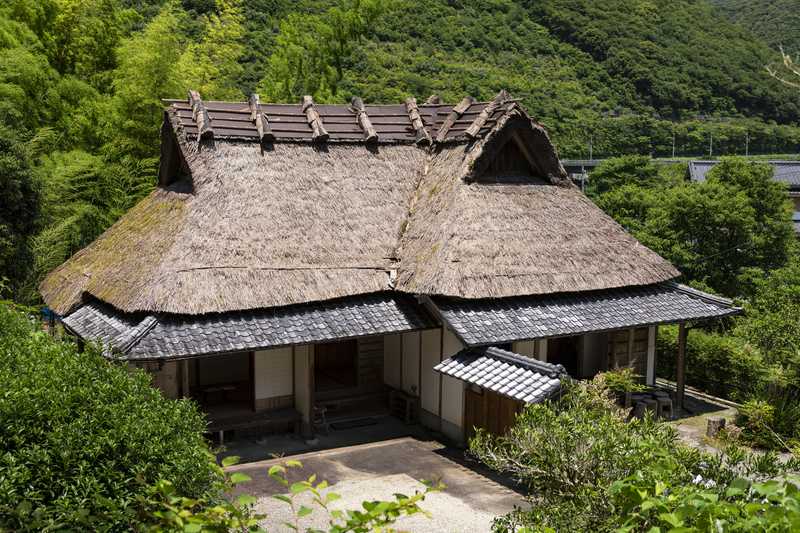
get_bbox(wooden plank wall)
[607,327,648,378]
[357,336,384,391]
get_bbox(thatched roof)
[41,91,678,316]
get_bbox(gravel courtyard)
[227,437,525,532]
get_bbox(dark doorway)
[314,340,358,392]
[547,336,580,376]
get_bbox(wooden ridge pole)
[188,90,214,142]
[436,95,475,143]
[404,97,431,145]
[350,97,378,142]
[465,90,510,139]
[301,95,329,142]
[248,93,275,144]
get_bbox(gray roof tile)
[63,292,436,360]
[434,346,566,403]
[433,282,739,346]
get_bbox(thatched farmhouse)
[41,91,739,443]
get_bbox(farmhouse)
[41,91,739,444]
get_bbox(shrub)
[0,303,219,531]
[469,378,691,530]
[470,377,800,532]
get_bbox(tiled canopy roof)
[432,282,740,347]
[435,346,567,403]
[62,293,437,360]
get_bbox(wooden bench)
[207,407,302,444]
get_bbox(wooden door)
[464,387,523,440]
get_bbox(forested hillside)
[712,0,800,54]
[1,0,800,304]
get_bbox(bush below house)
[469,376,800,532]
[0,302,219,531]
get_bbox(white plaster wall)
[420,329,442,416]
[441,328,464,430]
[293,345,311,423]
[402,331,421,396]
[254,347,293,400]
[383,333,402,390]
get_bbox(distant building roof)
[432,282,740,347]
[688,160,800,190]
[434,346,566,403]
[62,293,436,360]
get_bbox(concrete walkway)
[227,437,525,532]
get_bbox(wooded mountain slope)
[712,0,800,54]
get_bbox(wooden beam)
[187,90,214,141]
[676,323,687,413]
[435,96,475,143]
[404,97,431,145]
[301,95,329,142]
[248,93,274,144]
[465,91,509,139]
[350,97,378,142]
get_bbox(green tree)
[176,0,245,100]
[0,127,40,293]
[258,0,385,102]
[111,1,185,158]
[706,158,795,274]
[587,155,660,196]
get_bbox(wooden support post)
[404,97,431,145]
[676,323,687,413]
[181,359,190,398]
[350,97,378,142]
[646,325,656,386]
[435,96,475,143]
[301,95,329,142]
[187,90,214,142]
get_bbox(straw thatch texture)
[395,143,679,299]
[42,93,681,317]
[42,141,426,315]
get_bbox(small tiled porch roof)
[435,346,567,403]
[62,292,437,360]
[432,282,740,347]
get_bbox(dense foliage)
[0,302,219,531]
[470,376,800,532]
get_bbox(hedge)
[0,303,219,531]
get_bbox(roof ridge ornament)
[248,93,275,148]
[425,94,442,104]
[465,90,511,139]
[404,97,431,145]
[301,95,329,142]
[350,97,378,143]
[188,90,214,144]
[435,96,475,143]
